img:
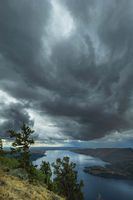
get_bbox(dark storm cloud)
[0,0,51,90]
[0,102,34,137]
[0,0,133,140]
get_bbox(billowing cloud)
[0,0,133,144]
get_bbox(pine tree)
[52,156,84,200]
[0,138,3,153]
[9,123,34,172]
[40,161,52,189]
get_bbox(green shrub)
[0,156,19,169]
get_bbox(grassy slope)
[0,170,64,200]
[0,156,64,200]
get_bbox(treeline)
[0,124,84,200]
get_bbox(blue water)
[33,150,133,200]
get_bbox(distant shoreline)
[6,147,133,180]
[72,148,133,180]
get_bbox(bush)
[0,156,19,169]
[28,165,45,183]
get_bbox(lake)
[33,149,133,200]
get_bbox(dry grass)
[0,170,64,200]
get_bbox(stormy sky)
[0,0,133,146]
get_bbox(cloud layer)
[0,0,133,143]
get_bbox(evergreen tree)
[9,123,34,172]
[40,161,52,189]
[0,138,3,153]
[52,156,84,200]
